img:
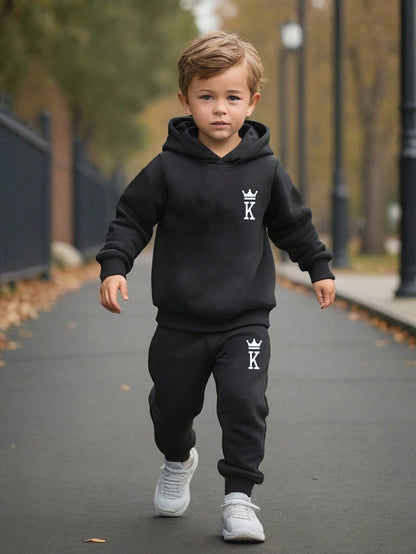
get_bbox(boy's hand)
[99,275,129,314]
[313,279,336,310]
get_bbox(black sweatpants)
[148,324,270,496]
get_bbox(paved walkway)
[277,261,416,334]
[1,255,416,553]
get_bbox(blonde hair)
[178,30,266,98]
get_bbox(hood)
[162,116,273,163]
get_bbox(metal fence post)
[40,111,52,280]
[396,0,416,297]
[73,137,83,253]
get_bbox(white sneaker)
[154,448,198,516]
[221,492,265,542]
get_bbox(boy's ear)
[178,91,192,115]
[246,92,261,117]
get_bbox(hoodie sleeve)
[96,155,167,281]
[265,161,334,283]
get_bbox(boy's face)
[178,63,260,157]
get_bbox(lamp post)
[278,47,289,168]
[279,20,303,170]
[396,0,416,297]
[331,0,349,267]
[297,0,307,202]
[279,21,303,263]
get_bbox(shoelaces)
[159,465,189,499]
[222,499,260,520]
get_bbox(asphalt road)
[1,255,416,554]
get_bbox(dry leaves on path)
[278,277,416,350]
[0,262,99,354]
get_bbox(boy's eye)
[228,95,241,101]
[200,95,212,101]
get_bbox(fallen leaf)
[0,360,5,367]
[18,329,33,338]
[120,384,131,391]
[375,339,390,347]
[67,322,77,330]
[335,300,348,311]
[405,360,416,366]
[408,337,416,349]
[10,444,16,449]
[373,318,389,332]
[83,538,106,543]
[7,341,20,351]
[394,331,408,343]
[349,312,361,321]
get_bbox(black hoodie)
[97,116,334,332]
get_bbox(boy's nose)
[213,101,227,115]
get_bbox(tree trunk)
[360,126,385,254]
[348,43,388,254]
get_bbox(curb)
[276,269,416,337]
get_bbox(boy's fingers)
[119,279,129,301]
[320,287,336,309]
[102,289,121,313]
[320,292,330,309]
[313,280,336,310]
[108,289,122,313]
[100,278,125,314]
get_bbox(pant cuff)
[225,476,255,496]
[165,450,191,463]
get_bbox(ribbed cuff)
[308,258,335,283]
[98,257,127,281]
[225,476,255,496]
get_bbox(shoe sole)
[155,497,190,517]
[154,448,198,517]
[223,530,265,543]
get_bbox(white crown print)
[242,189,258,201]
[246,339,262,350]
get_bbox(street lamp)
[297,0,307,202]
[279,21,303,263]
[280,20,303,51]
[396,0,416,297]
[279,21,303,169]
[331,0,349,267]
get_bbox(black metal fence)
[0,94,123,286]
[0,99,52,285]
[73,138,122,259]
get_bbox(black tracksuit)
[97,116,334,494]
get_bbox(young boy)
[97,31,335,543]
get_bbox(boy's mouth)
[211,121,229,127]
